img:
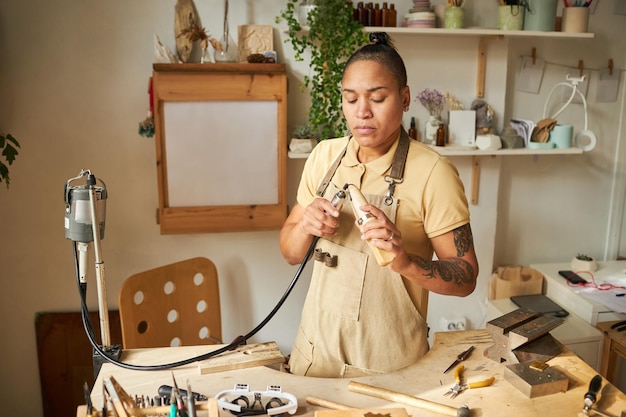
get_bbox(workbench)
[597,320,626,387]
[78,330,626,417]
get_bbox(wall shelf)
[289,146,584,159]
[432,146,584,157]
[362,26,595,39]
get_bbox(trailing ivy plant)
[276,0,367,140]
[0,133,20,188]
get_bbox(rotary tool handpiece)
[347,185,395,266]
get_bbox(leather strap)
[383,128,410,205]
[316,138,349,197]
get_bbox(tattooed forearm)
[408,255,475,287]
[453,224,473,257]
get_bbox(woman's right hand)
[299,198,341,238]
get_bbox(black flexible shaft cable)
[76,236,320,371]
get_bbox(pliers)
[444,365,495,399]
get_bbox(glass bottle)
[366,3,374,26]
[436,123,446,147]
[354,1,363,22]
[214,0,238,63]
[408,117,418,140]
[388,3,397,27]
[373,3,382,26]
[381,2,389,27]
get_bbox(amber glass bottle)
[388,3,397,27]
[408,117,418,140]
[436,123,446,147]
[381,2,389,26]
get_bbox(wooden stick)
[347,381,459,417]
[306,396,353,410]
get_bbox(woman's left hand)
[355,204,404,256]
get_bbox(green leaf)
[2,143,19,165]
[0,161,8,188]
[5,133,20,148]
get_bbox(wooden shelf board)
[433,146,585,157]
[362,26,595,39]
[289,147,585,159]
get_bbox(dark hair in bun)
[343,32,407,88]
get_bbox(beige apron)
[289,133,429,378]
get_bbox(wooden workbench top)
[79,329,626,417]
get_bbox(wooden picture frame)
[152,63,287,234]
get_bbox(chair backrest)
[118,257,221,349]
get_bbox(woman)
[279,32,478,378]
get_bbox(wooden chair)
[118,257,221,349]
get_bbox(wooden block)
[315,408,409,417]
[197,341,286,374]
[508,314,564,349]
[486,308,541,336]
[504,361,569,398]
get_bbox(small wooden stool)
[596,320,626,383]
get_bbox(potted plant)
[570,253,598,272]
[289,123,319,154]
[276,0,367,140]
[0,132,20,188]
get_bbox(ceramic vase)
[424,115,441,144]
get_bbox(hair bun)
[369,32,390,46]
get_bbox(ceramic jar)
[444,7,464,29]
[424,115,441,144]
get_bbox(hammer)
[348,381,470,417]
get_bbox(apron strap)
[316,138,349,197]
[383,128,410,205]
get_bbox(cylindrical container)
[433,4,446,28]
[444,7,464,29]
[436,123,446,146]
[388,3,397,27]
[548,124,573,148]
[562,6,589,33]
[523,0,558,31]
[498,5,524,30]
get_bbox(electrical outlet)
[440,316,468,331]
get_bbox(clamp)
[444,365,495,399]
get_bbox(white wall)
[0,1,625,416]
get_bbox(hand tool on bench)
[306,396,352,410]
[444,365,495,399]
[443,345,475,373]
[348,381,470,417]
[171,371,189,417]
[84,382,94,417]
[578,374,621,417]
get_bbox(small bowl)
[527,141,555,150]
